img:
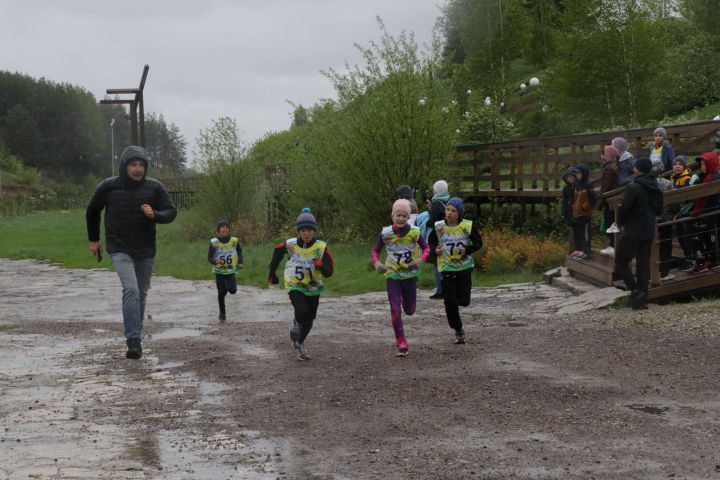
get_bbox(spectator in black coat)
[613,158,663,310]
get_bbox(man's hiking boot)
[429,293,444,300]
[126,338,142,359]
[454,329,466,345]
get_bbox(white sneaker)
[600,246,615,255]
[660,273,676,282]
[606,223,621,233]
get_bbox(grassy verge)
[0,210,542,295]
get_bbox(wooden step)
[565,250,615,287]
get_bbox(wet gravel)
[2,258,720,479]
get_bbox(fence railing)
[453,120,719,201]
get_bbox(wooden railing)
[606,181,720,293]
[453,120,719,202]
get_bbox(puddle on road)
[125,429,279,478]
[625,404,669,415]
[151,328,203,340]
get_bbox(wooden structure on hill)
[452,120,719,207]
[452,119,720,300]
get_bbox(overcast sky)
[2,0,443,153]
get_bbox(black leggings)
[289,290,320,343]
[215,274,237,315]
[441,268,472,332]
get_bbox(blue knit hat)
[296,208,317,231]
[446,197,465,218]
[673,156,687,168]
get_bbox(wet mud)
[2,258,720,479]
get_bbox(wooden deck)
[566,249,720,301]
[453,120,719,203]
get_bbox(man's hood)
[118,146,150,184]
[635,173,661,193]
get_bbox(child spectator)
[688,152,720,273]
[612,137,635,186]
[268,208,334,360]
[670,156,695,270]
[428,197,482,345]
[208,219,244,321]
[650,163,675,281]
[649,127,676,172]
[570,165,596,259]
[371,199,430,356]
[427,180,451,299]
[597,146,620,255]
[561,167,578,254]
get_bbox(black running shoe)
[454,330,466,344]
[126,338,142,359]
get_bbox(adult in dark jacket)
[86,146,177,359]
[613,158,663,310]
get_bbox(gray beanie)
[654,127,667,138]
[295,208,317,231]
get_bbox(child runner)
[207,219,243,322]
[428,197,482,345]
[268,208,334,360]
[371,199,430,357]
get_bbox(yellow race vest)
[283,238,326,296]
[211,237,239,275]
[380,225,422,280]
[435,219,475,272]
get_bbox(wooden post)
[650,225,661,285]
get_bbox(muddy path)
[2,258,720,479]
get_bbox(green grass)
[0,210,542,295]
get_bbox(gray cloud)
[1,0,441,150]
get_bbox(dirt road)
[2,258,720,479]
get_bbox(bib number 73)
[444,241,465,256]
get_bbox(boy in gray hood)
[86,146,177,359]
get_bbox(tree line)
[199,0,718,239]
[0,71,187,186]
